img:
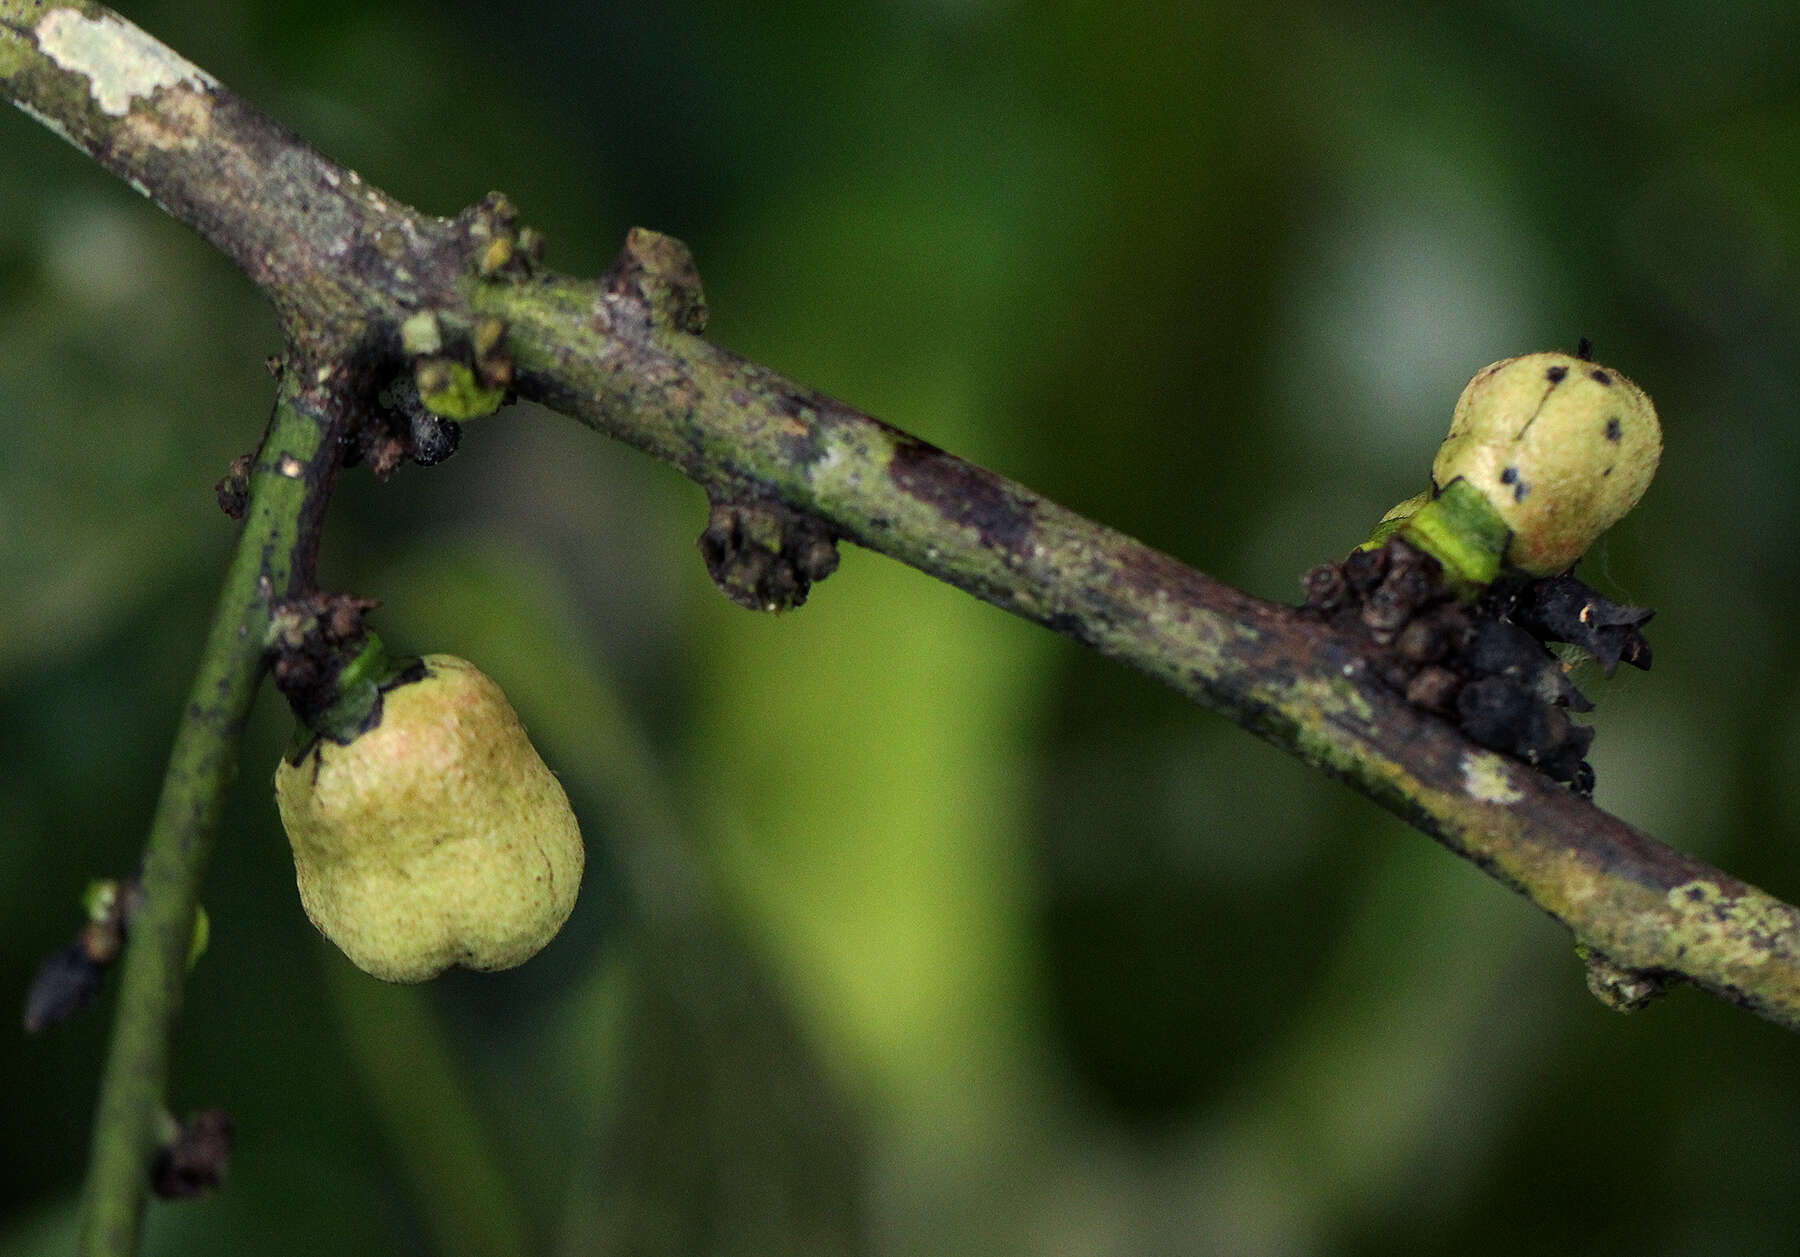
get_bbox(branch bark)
[74,383,346,1257]
[7,5,1800,1243]
[493,268,1800,1029]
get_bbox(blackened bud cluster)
[1301,539,1643,794]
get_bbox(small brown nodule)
[1302,562,1347,612]
[698,494,840,612]
[214,454,253,519]
[151,1109,235,1201]
[1404,665,1461,713]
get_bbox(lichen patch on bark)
[34,8,215,117]
[1665,880,1800,969]
[1461,750,1524,804]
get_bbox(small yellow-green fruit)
[275,655,582,983]
[1431,351,1661,576]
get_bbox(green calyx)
[415,357,505,421]
[286,632,424,760]
[1364,489,1430,551]
[1365,478,1512,599]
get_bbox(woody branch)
[6,10,1800,1249]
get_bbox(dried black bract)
[23,941,106,1033]
[1467,619,1593,712]
[407,409,462,467]
[375,375,464,468]
[22,880,141,1033]
[1507,574,1653,677]
[1300,538,1650,794]
[1457,675,1595,789]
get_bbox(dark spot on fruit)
[1603,466,1614,476]
[1499,466,1528,502]
[1605,416,1622,441]
[1590,369,1612,386]
[1546,365,1568,383]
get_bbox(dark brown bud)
[1302,562,1346,613]
[151,1109,235,1201]
[1404,665,1462,713]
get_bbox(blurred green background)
[6,1,1800,1253]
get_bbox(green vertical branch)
[78,386,342,1257]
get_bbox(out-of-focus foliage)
[6,1,1800,1253]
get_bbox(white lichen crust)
[1460,750,1524,805]
[275,655,584,982]
[35,8,217,117]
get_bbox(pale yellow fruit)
[1431,351,1661,576]
[275,655,583,982]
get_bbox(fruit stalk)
[80,388,342,1257]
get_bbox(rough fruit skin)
[275,655,583,982]
[1432,352,1661,576]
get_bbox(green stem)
[77,389,340,1257]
